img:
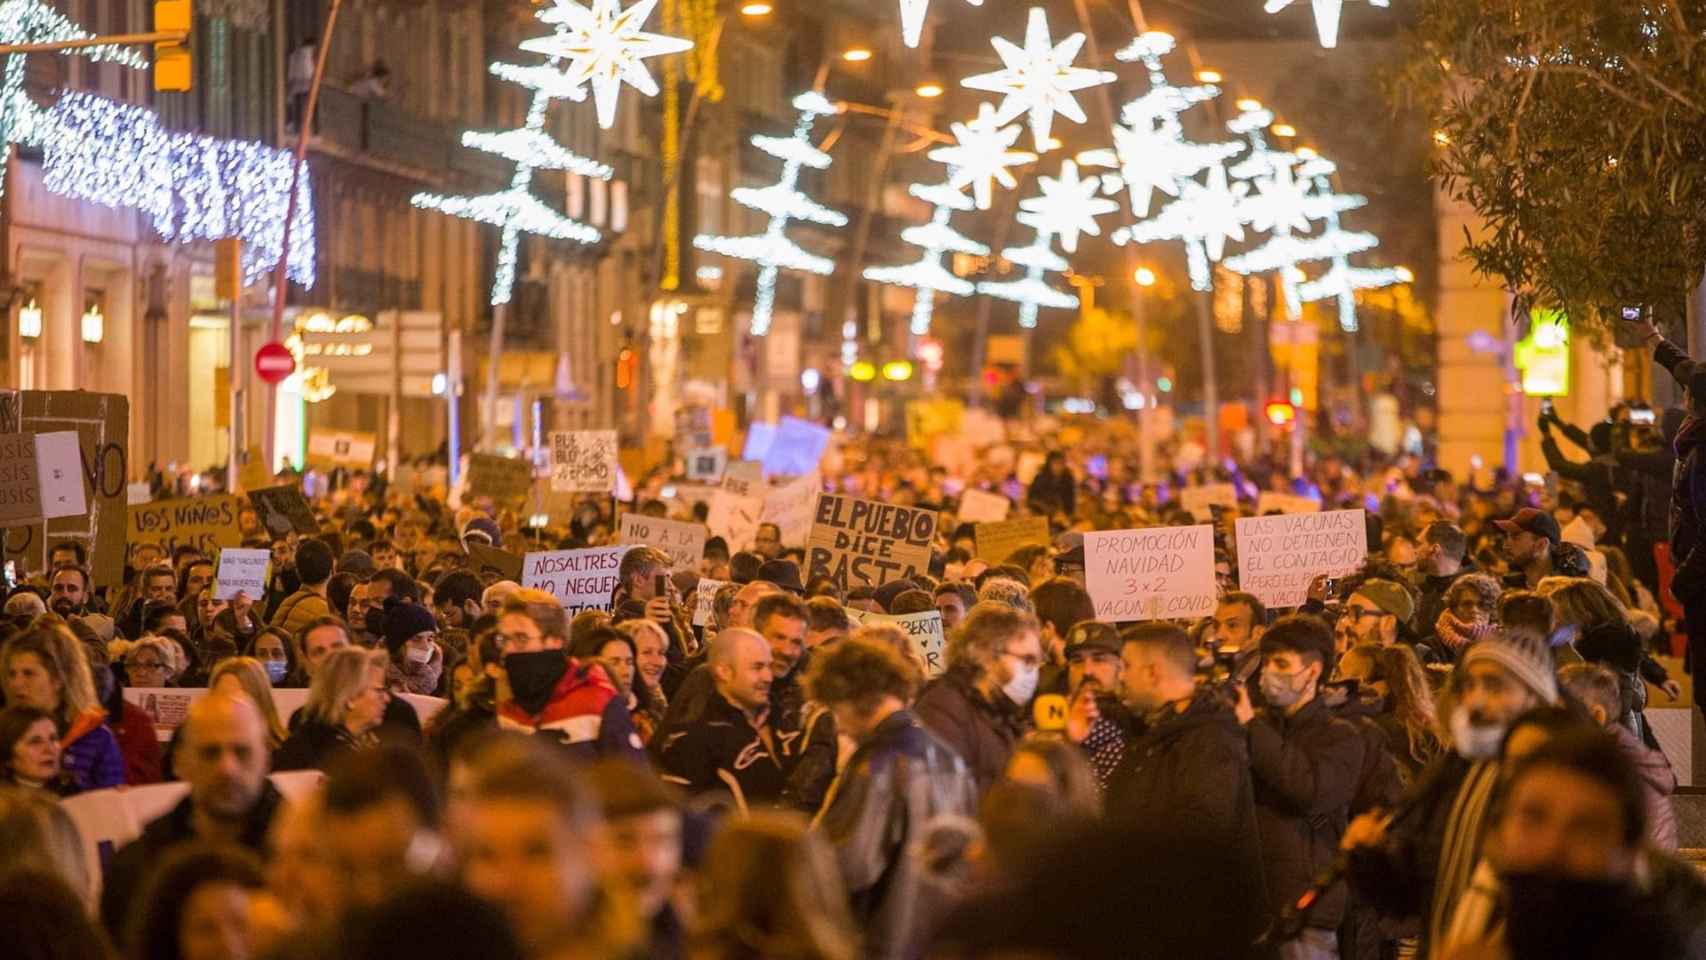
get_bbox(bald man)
[654,628,790,808]
[728,580,780,629]
[102,693,284,939]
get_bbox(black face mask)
[503,649,568,714]
[1501,869,1657,959]
[364,604,387,638]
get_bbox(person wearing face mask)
[492,588,645,762]
[383,603,445,697]
[913,603,1042,795]
[1342,631,1559,958]
[1232,615,1365,960]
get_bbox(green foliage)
[1396,0,1706,331]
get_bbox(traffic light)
[154,0,192,93]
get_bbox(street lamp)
[1134,267,1157,287]
[915,81,944,98]
[1195,68,1222,83]
[739,1,772,14]
[842,47,873,62]
[1271,123,1297,138]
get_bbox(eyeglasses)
[1341,606,1385,621]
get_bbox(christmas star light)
[1017,160,1117,254]
[898,0,983,48]
[520,0,693,129]
[929,103,1035,210]
[1079,121,1239,218]
[961,7,1114,151]
[1263,0,1390,49]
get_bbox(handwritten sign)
[618,514,707,571]
[551,430,617,493]
[807,494,935,591]
[469,453,534,504]
[974,516,1051,564]
[1084,525,1217,622]
[762,417,832,477]
[238,445,272,493]
[846,608,947,677]
[306,430,376,470]
[0,432,87,526]
[707,490,762,552]
[0,391,129,588]
[466,542,524,581]
[685,446,727,482]
[214,548,271,600]
[129,495,245,556]
[1180,483,1238,522]
[521,546,630,613]
[248,485,318,537]
[722,460,765,497]
[957,488,1012,524]
[761,474,818,547]
[1256,491,1321,515]
[1236,509,1369,609]
[694,578,728,627]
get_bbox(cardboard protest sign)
[618,514,707,571]
[707,490,762,552]
[466,542,524,581]
[1236,509,1369,609]
[248,485,319,537]
[807,494,935,591]
[306,430,376,470]
[846,608,947,677]
[1180,483,1239,522]
[213,548,271,600]
[0,391,128,589]
[694,578,728,626]
[129,495,245,556]
[0,431,86,525]
[551,430,617,493]
[672,484,721,508]
[974,516,1050,564]
[722,460,765,497]
[1084,525,1217,622]
[1256,491,1321,515]
[238,445,272,493]
[685,446,727,482]
[469,453,535,504]
[906,399,964,450]
[761,417,832,476]
[957,488,1011,524]
[761,475,819,547]
[521,546,629,613]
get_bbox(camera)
[1621,306,1644,323]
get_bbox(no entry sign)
[254,341,295,385]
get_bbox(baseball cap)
[1064,621,1120,659]
[1493,508,1561,546]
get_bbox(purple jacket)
[61,710,126,792]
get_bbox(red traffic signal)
[1265,401,1296,427]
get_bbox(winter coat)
[1656,339,1706,609]
[272,718,363,771]
[268,586,331,639]
[654,689,791,810]
[1613,723,1679,851]
[108,697,162,785]
[1248,696,1367,930]
[1026,468,1076,517]
[60,709,125,792]
[816,710,979,960]
[495,658,646,763]
[912,665,1027,795]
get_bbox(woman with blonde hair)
[1542,576,1671,745]
[208,658,289,750]
[121,635,182,689]
[273,647,389,771]
[2,626,125,790]
[0,785,93,907]
[691,811,859,960]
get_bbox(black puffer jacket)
[912,665,1027,794]
[653,690,788,810]
[817,710,978,960]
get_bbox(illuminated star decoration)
[694,91,848,337]
[1291,160,1408,331]
[928,103,1036,210]
[413,32,612,305]
[1263,0,1390,49]
[865,180,991,336]
[898,0,983,48]
[961,6,1115,151]
[1018,160,1118,254]
[521,0,694,130]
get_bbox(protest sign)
[550,430,617,493]
[306,430,376,470]
[762,417,832,476]
[1236,509,1369,609]
[685,446,727,482]
[1016,451,1046,485]
[957,488,1011,524]
[1084,525,1217,622]
[213,548,271,600]
[674,406,713,451]
[974,516,1051,563]
[521,546,629,613]
[845,608,947,677]
[906,399,964,450]
[469,453,535,504]
[722,460,765,498]
[672,484,720,508]
[618,514,707,571]
[126,482,152,505]
[694,578,728,627]
[122,688,202,741]
[0,390,128,588]
[466,542,524,581]
[1256,491,1321,515]
[807,494,935,591]
[129,495,245,556]
[761,475,819,547]
[707,490,763,552]
[239,445,272,493]
[1180,483,1238,522]
[742,421,777,462]
[247,485,319,537]
[962,408,1007,447]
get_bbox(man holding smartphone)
[612,547,695,661]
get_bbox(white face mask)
[1002,663,1040,706]
[1450,705,1505,761]
[263,660,288,683]
[407,644,434,664]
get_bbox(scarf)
[1428,760,1500,957]
[1434,610,1494,650]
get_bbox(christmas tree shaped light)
[864,180,990,336]
[694,91,848,337]
[978,161,1111,328]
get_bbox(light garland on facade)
[961,7,1114,151]
[693,91,847,336]
[521,0,693,130]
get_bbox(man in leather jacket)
[807,636,978,960]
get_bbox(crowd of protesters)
[2,321,1706,959]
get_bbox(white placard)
[617,514,707,572]
[1084,525,1217,622]
[122,687,449,742]
[761,474,819,547]
[127,482,153,505]
[685,446,727,482]
[550,430,618,493]
[1179,483,1238,522]
[707,490,763,552]
[845,608,947,677]
[722,460,766,497]
[958,488,1012,524]
[521,546,630,612]
[1256,491,1321,515]
[36,432,88,519]
[694,578,728,627]
[213,548,271,600]
[1235,509,1369,609]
